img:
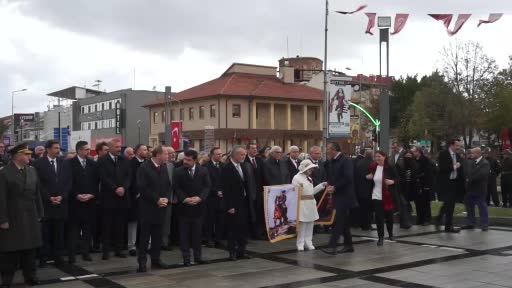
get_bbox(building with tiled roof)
[144,61,324,152]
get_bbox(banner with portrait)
[315,190,336,225]
[327,76,353,138]
[264,184,301,243]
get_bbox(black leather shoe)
[482,227,489,231]
[115,252,127,258]
[68,256,76,265]
[338,246,355,253]
[39,259,47,268]
[55,256,65,266]
[183,261,191,267]
[82,254,93,262]
[151,259,170,269]
[445,227,460,233]
[237,252,251,260]
[461,225,475,230]
[129,249,137,257]
[206,241,215,248]
[388,236,396,241]
[320,247,337,256]
[194,258,206,265]
[24,277,41,286]
[136,264,147,273]
[102,253,110,260]
[400,225,412,230]
[229,252,237,261]
[377,238,384,246]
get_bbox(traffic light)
[371,129,377,143]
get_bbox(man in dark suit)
[321,142,357,256]
[68,141,99,264]
[98,138,131,260]
[390,142,405,166]
[484,149,501,207]
[284,146,301,182]
[462,148,490,231]
[127,144,148,257]
[162,147,176,251]
[0,144,43,287]
[245,143,265,240]
[436,139,464,233]
[92,141,109,252]
[203,147,225,248]
[223,146,253,261]
[173,150,211,266]
[354,149,374,231]
[263,146,290,186]
[136,146,171,273]
[0,143,9,168]
[34,140,71,267]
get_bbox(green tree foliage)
[390,75,420,144]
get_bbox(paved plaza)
[11,225,512,288]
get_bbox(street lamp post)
[11,89,27,145]
[137,120,142,144]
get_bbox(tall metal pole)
[322,0,329,156]
[11,89,27,145]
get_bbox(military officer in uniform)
[0,144,44,287]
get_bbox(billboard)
[327,76,352,138]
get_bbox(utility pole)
[322,0,329,156]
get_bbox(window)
[153,112,158,124]
[170,109,175,121]
[161,111,166,123]
[97,121,102,129]
[210,104,216,118]
[87,123,92,130]
[199,106,205,119]
[110,119,115,127]
[91,105,96,113]
[109,101,113,110]
[81,107,85,114]
[81,123,85,130]
[189,107,194,120]
[94,122,98,129]
[179,108,184,121]
[101,103,104,111]
[232,104,241,118]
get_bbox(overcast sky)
[1,0,511,116]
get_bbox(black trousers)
[227,200,249,253]
[179,216,202,261]
[415,190,431,225]
[203,197,225,243]
[357,197,373,230]
[0,249,36,285]
[41,219,65,261]
[102,208,128,254]
[93,203,103,250]
[437,180,457,228]
[372,200,394,238]
[252,196,266,238]
[486,176,499,206]
[68,219,93,258]
[138,222,162,263]
[328,204,352,248]
[502,175,512,207]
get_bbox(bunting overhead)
[336,4,367,15]
[390,13,409,35]
[365,13,377,35]
[478,13,503,27]
[429,14,471,36]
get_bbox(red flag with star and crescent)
[171,121,181,150]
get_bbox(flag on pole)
[336,4,367,15]
[478,13,503,27]
[365,13,377,35]
[391,13,409,35]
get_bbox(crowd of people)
[0,138,511,287]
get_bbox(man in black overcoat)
[245,143,265,240]
[203,147,225,248]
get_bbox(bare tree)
[440,41,498,147]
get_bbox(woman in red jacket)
[367,151,399,246]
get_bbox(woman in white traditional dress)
[292,160,327,251]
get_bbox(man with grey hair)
[124,147,135,161]
[263,146,290,186]
[462,147,490,231]
[34,146,45,159]
[307,146,326,187]
[285,146,301,182]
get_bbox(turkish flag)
[171,121,181,150]
[478,13,503,27]
[336,5,367,15]
[503,128,511,150]
[429,14,453,29]
[391,13,409,35]
[365,13,377,35]
[448,14,471,36]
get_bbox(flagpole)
[322,0,329,157]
